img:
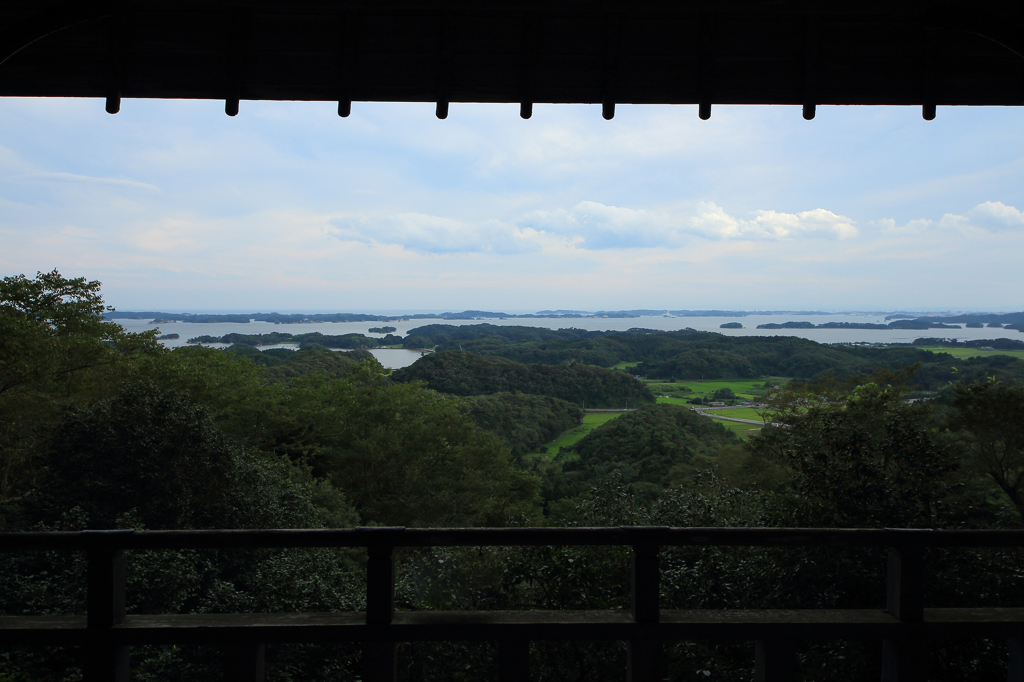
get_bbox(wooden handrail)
[3,526,1024,551]
[1,526,1022,682]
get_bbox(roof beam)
[1,1,1021,115]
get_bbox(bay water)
[115,314,1022,370]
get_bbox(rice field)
[715,420,763,440]
[647,377,789,403]
[702,407,766,422]
[913,346,1024,361]
[537,411,625,457]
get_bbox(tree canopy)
[0,271,161,521]
[948,378,1024,522]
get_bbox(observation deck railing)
[1,526,1023,682]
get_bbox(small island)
[156,333,180,340]
[719,322,743,329]
[369,326,397,334]
[757,321,816,329]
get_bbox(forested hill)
[403,323,698,366]
[225,344,374,382]
[187,331,399,349]
[637,336,1024,387]
[402,324,1024,387]
[459,393,583,462]
[633,335,937,380]
[888,311,1024,331]
[539,403,739,505]
[391,351,654,408]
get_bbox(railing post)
[1009,633,1023,682]
[223,644,265,682]
[361,528,401,682]
[882,542,926,682]
[497,638,530,681]
[755,639,796,681]
[628,528,665,682]
[83,530,130,682]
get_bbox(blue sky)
[1,97,1022,312]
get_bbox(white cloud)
[874,202,1024,235]
[939,201,1024,232]
[329,213,542,254]
[872,217,933,235]
[518,201,682,249]
[523,201,856,249]
[686,202,857,240]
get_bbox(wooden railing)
[2,526,1023,682]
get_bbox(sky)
[1,97,1023,313]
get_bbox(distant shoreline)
[105,309,1024,328]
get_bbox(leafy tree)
[133,347,540,528]
[0,270,157,399]
[253,361,542,526]
[132,345,272,448]
[0,271,160,524]
[31,381,353,530]
[949,378,1024,522]
[750,369,964,528]
[6,382,364,681]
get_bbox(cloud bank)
[330,201,860,254]
[877,201,1024,235]
[2,99,1022,311]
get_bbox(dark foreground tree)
[749,370,965,528]
[31,380,351,530]
[263,362,542,527]
[0,270,161,525]
[949,378,1024,523]
[5,381,363,681]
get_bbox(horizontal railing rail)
[1,526,1022,682]
[4,526,1024,550]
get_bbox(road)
[693,406,766,426]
